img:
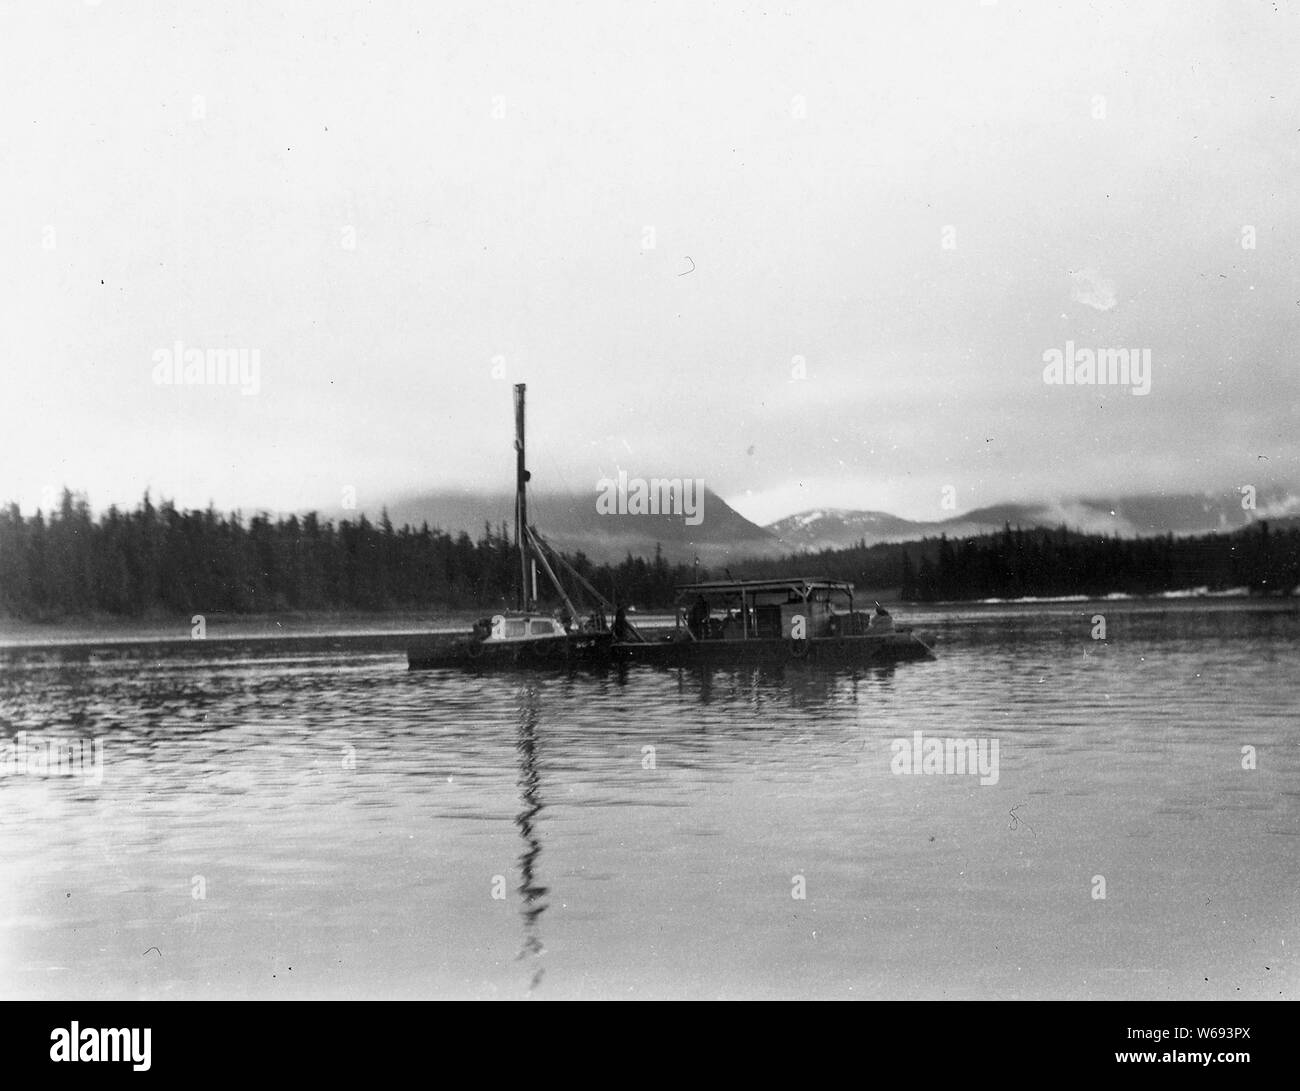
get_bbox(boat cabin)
[474,613,569,642]
[675,578,856,641]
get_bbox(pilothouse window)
[505,619,527,638]
[529,620,555,636]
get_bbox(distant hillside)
[375,487,778,565]
[735,519,1300,601]
[766,491,1300,552]
[370,488,1299,563]
[4,490,1295,620]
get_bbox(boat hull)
[407,629,934,671]
[610,631,935,667]
[406,631,614,670]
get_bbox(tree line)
[733,522,1299,601]
[1,492,1295,620]
[0,490,692,619]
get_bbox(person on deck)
[869,602,894,633]
[688,595,710,639]
[613,604,631,641]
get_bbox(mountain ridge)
[368,488,1299,563]
[765,492,1300,552]
[377,486,776,565]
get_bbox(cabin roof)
[676,578,855,596]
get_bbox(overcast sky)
[3,0,1297,525]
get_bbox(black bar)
[3,1000,1290,1079]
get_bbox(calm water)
[1,600,1296,999]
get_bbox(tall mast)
[514,383,531,611]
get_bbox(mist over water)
[1,600,1296,999]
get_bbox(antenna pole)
[514,383,531,611]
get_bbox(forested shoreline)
[736,522,1298,601]
[0,491,691,620]
[0,491,1296,620]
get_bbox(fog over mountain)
[368,487,1300,564]
[766,490,1300,553]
